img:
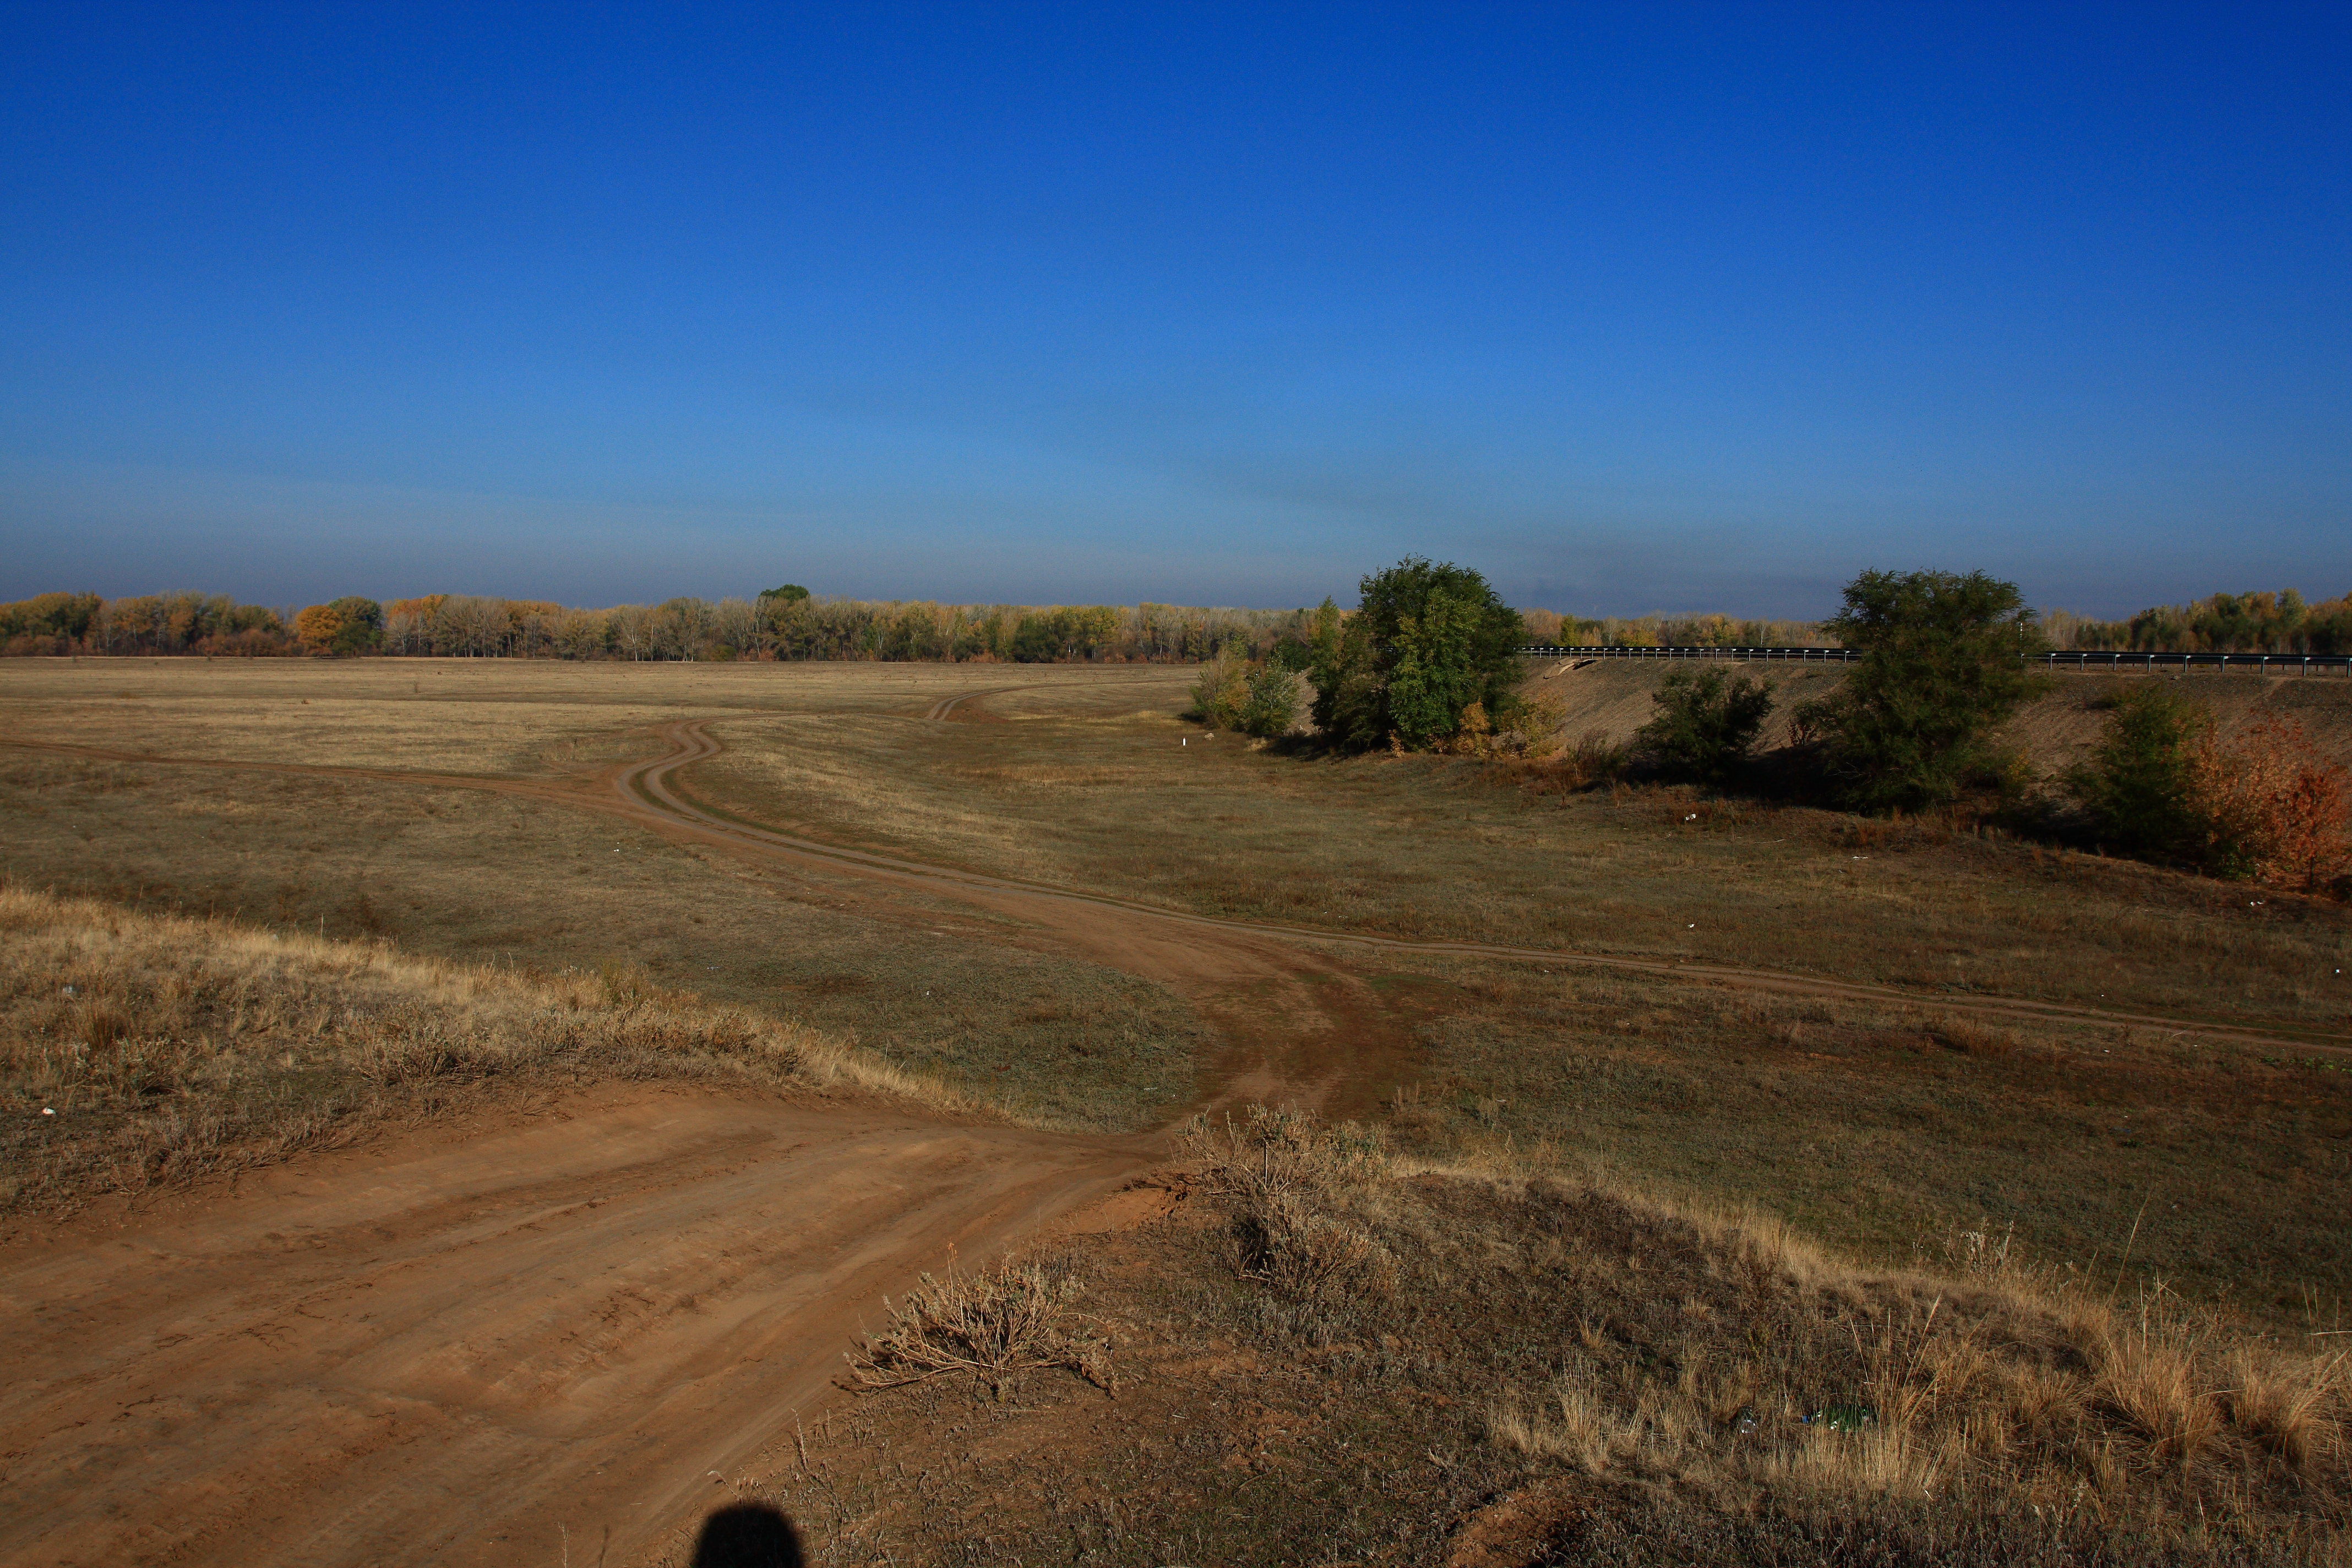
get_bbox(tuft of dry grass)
[2229,1343,2349,1471]
[846,1256,1112,1399]
[1178,1106,1398,1332]
[0,881,965,1212]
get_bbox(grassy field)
[5,655,2349,1562]
[2,656,2348,1324]
[682,666,2351,1028]
[0,662,1211,1132]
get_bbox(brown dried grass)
[846,1257,1112,1398]
[0,882,964,1211]
[1186,1108,2349,1551]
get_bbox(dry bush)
[2193,715,2352,890]
[846,1256,1110,1398]
[1502,727,1630,792]
[0,882,955,1210]
[1178,1106,1397,1325]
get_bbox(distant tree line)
[1523,588,2352,656]
[12,579,2349,665]
[2043,590,2352,655]
[1517,608,1831,649]
[0,589,1323,664]
[0,591,294,656]
[372,595,1324,663]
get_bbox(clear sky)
[3,4,2346,618]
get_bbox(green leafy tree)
[759,584,812,603]
[1309,560,1523,750]
[1637,668,1776,788]
[1796,569,2048,810]
[324,596,383,655]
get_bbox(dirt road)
[0,1086,1141,1567]
[1,706,2346,1565]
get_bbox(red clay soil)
[0,1083,1142,1567]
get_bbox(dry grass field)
[3,654,2349,1564]
[0,661,1213,1132]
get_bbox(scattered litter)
[61,985,75,997]
[1685,813,1697,821]
[1734,1408,1759,1435]
[1805,1402,1876,1432]
[42,1108,56,1116]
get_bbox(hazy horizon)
[6,8,2346,620]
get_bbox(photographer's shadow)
[689,1502,804,1567]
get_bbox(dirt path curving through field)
[6,722,2345,1065]
[613,720,2352,1057]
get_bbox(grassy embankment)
[701,1110,2352,1566]
[0,883,967,1212]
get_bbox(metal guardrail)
[1517,645,1854,661]
[2026,650,2352,673]
[1517,645,2352,674]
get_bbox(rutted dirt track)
[616,719,2352,1055]
[3,707,2348,1567]
[0,1090,1142,1567]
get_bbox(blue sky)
[3,4,2346,617]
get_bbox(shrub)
[2068,684,2211,858]
[846,1257,1110,1397]
[1636,667,1775,787]
[1179,1106,1395,1317]
[1193,654,1303,736]
[1796,569,2049,810]
[1237,663,1303,736]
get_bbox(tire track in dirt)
[923,685,1027,721]
[0,1089,1146,1568]
[7,726,2345,1063]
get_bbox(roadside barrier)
[1517,646,2352,674]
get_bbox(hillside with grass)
[0,884,950,1214]
[1532,658,2352,776]
[718,1109,2351,1566]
